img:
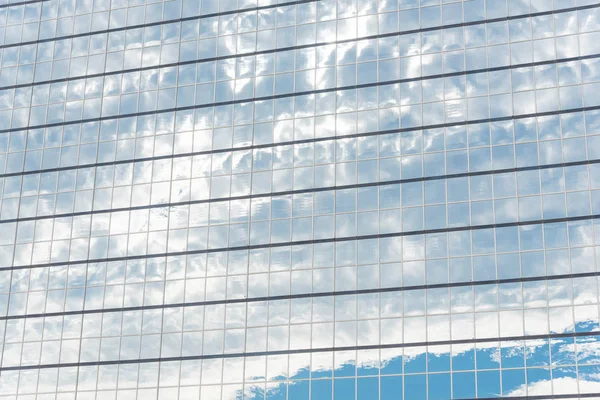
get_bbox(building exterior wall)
[0,0,599,398]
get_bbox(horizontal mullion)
[1,3,597,92]
[0,0,47,9]
[0,330,598,371]
[0,0,292,36]
[469,395,600,400]
[2,42,595,94]
[0,158,598,224]
[2,137,599,182]
[0,213,599,271]
[1,54,599,135]
[0,0,319,50]
[0,270,598,321]
[0,54,595,179]
[0,1,593,51]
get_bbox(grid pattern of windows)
[1,0,600,399]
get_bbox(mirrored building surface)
[0,0,600,398]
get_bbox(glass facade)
[0,0,599,398]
